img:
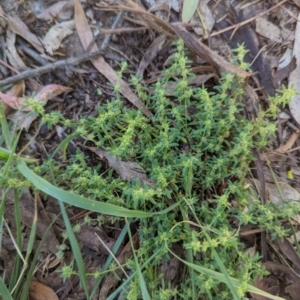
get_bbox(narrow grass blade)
[17,160,180,218]
[106,251,159,300]
[0,103,12,149]
[90,222,129,298]
[126,219,150,300]
[168,248,285,300]
[211,248,240,300]
[20,214,61,300]
[182,0,199,22]
[50,131,78,160]
[59,200,90,299]
[0,277,14,300]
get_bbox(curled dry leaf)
[0,9,44,54]
[44,20,75,55]
[30,280,59,300]
[35,84,72,104]
[36,1,74,21]
[6,28,27,71]
[74,0,152,118]
[278,48,293,70]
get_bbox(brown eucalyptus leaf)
[8,111,38,131]
[74,0,152,118]
[0,91,24,110]
[35,84,72,104]
[6,14,44,54]
[6,28,27,71]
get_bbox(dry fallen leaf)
[9,112,38,131]
[0,7,44,54]
[0,84,71,111]
[276,132,300,153]
[0,91,24,111]
[193,0,215,36]
[76,226,115,255]
[136,35,166,78]
[6,28,27,71]
[252,178,300,205]
[256,17,282,42]
[80,145,154,186]
[74,0,152,117]
[30,280,59,300]
[254,262,300,300]
[1,81,25,116]
[6,85,72,131]
[36,1,74,21]
[275,236,300,270]
[44,20,75,55]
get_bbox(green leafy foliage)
[0,40,296,299]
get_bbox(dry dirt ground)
[1,0,300,299]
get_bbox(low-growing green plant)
[0,39,295,299]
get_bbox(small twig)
[18,39,68,84]
[0,11,124,88]
[0,49,105,87]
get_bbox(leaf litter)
[1,0,300,298]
